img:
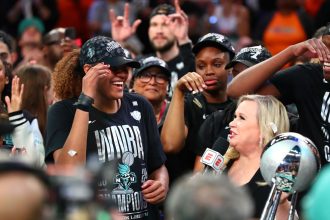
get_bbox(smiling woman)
[131,56,171,130]
[46,36,169,220]
[225,94,290,219]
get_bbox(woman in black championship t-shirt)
[46,36,168,220]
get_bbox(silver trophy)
[260,132,321,220]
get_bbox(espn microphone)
[200,137,229,174]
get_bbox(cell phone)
[65,27,76,39]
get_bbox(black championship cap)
[79,36,140,68]
[225,45,272,69]
[192,33,235,60]
[150,4,176,18]
[133,56,171,78]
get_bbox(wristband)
[74,92,94,112]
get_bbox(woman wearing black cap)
[161,32,235,185]
[131,56,171,132]
[46,36,168,220]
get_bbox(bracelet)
[74,92,94,112]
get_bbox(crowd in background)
[0,0,329,220]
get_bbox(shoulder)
[22,110,36,123]
[292,63,323,78]
[123,93,153,110]
[274,63,322,77]
[124,92,149,104]
[48,99,76,114]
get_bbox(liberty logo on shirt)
[130,111,141,122]
[113,152,137,194]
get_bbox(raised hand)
[82,63,111,99]
[109,3,141,43]
[292,38,330,62]
[166,0,190,44]
[5,76,24,113]
[175,72,206,94]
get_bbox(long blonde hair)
[225,95,290,162]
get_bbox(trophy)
[260,132,321,220]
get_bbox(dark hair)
[15,64,52,138]
[0,31,16,52]
[1,60,13,104]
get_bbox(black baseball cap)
[79,36,140,68]
[150,4,176,18]
[225,45,272,69]
[192,33,235,60]
[133,56,171,78]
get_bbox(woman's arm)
[227,38,329,98]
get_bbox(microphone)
[200,137,229,174]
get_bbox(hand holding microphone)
[200,137,239,174]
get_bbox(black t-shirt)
[166,93,232,186]
[46,93,166,220]
[196,101,237,156]
[270,63,329,165]
[225,161,271,218]
[149,42,195,97]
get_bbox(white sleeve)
[9,112,46,168]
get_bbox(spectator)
[165,173,254,220]
[16,17,45,68]
[131,56,171,132]
[0,60,13,148]
[12,64,52,137]
[46,36,169,220]
[253,0,314,58]
[161,33,235,186]
[227,25,330,166]
[110,1,195,95]
[0,31,18,65]
[5,64,52,168]
[194,45,273,171]
[88,0,135,37]
[42,27,78,71]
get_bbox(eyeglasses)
[138,72,169,84]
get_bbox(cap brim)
[225,60,254,69]
[192,41,235,60]
[103,56,141,68]
[134,64,171,78]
